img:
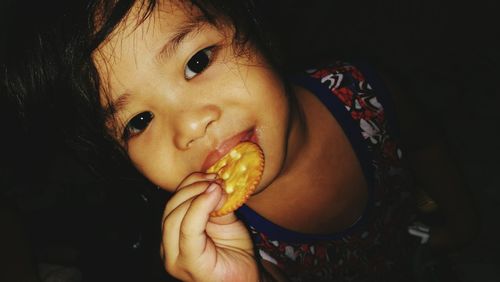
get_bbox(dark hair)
[1,0,282,178]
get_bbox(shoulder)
[301,61,368,88]
[293,61,401,140]
[299,61,439,146]
[295,61,393,108]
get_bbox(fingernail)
[205,183,219,193]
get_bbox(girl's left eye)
[122,111,154,141]
[184,47,214,80]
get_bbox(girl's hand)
[161,172,259,282]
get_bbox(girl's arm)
[381,72,480,254]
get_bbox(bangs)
[89,0,267,56]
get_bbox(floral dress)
[237,62,420,281]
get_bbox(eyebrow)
[103,92,131,128]
[104,17,209,121]
[155,18,208,63]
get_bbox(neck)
[280,84,311,176]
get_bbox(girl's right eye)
[184,47,214,80]
[123,111,154,140]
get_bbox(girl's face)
[93,1,290,193]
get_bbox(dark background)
[1,0,499,281]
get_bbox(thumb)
[208,191,239,225]
[209,211,239,225]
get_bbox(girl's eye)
[184,47,214,80]
[123,111,154,140]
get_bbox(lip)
[201,128,258,171]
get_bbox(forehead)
[92,0,209,100]
[94,0,204,59]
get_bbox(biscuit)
[206,142,264,217]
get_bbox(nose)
[173,104,221,150]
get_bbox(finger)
[176,172,218,192]
[207,192,239,225]
[163,180,215,220]
[178,182,222,258]
[161,175,218,267]
[161,195,195,269]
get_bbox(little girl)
[2,0,478,281]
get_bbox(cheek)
[256,73,290,131]
[252,80,290,189]
[127,143,181,192]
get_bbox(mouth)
[201,128,258,171]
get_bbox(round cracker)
[206,142,264,217]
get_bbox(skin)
[93,1,303,280]
[94,2,290,194]
[93,0,477,280]
[93,1,367,280]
